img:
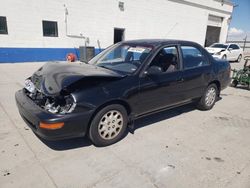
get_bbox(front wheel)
[197,84,218,110]
[222,55,227,60]
[89,104,128,146]
[237,54,242,63]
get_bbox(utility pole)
[243,35,247,51]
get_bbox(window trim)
[180,45,210,70]
[0,16,8,35]
[42,20,58,37]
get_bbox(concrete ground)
[0,59,250,188]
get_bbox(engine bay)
[24,79,76,114]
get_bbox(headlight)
[24,79,36,93]
[44,94,76,114]
[215,52,221,55]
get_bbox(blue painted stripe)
[0,47,103,63]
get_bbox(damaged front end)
[22,62,125,115]
[24,79,76,114]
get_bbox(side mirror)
[144,66,162,76]
[228,48,233,51]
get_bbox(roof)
[122,39,200,47]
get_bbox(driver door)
[227,44,236,61]
[137,45,186,115]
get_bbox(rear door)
[180,44,212,100]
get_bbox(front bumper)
[15,89,94,140]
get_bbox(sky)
[228,0,250,40]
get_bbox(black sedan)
[15,39,231,146]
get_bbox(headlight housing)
[44,94,76,114]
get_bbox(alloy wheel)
[205,87,216,106]
[97,110,124,140]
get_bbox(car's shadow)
[39,101,222,151]
[39,136,92,151]
[133,103,196,131]
[229,61,240,64]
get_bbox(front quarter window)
[89,44,152,74]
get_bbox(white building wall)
[0,0,233,62]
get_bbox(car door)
[137,45,186,115]
[227,44,237,60]
[231,44,241,60]
[180,45,212,100]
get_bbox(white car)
[206,43,243,62]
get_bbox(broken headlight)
[24,79,36,93]
[44,95,76,114]
[24,79,76,114]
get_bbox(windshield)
[210,44,228,49]
[88,43,153,74]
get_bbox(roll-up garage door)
[205,15,223,47]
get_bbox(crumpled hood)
[31,62,124,96]
[205,47,226,54]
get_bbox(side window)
[149,46,179,73]
[229,44,235,50]
[181,46,209,69]
[232,44,239,50]
[42,20,58,37]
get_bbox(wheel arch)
[208,80,221,96]
[87,99,132,131]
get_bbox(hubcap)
[98,110,123,140]
[205,87,216,106]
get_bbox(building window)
[42,20,58,37]
[0,16,8,35]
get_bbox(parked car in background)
[15,39,231,146]
[206,43,243,62]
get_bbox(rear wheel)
[197,84,218,110]
[89,104,128,146]
[237,54,242,63]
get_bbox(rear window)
[181,46,209,69]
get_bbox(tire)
[89,104,128,147]
[237,54,242,63]
[197,84,218,111]
[222,55,227,60]
[231,80,238,87]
